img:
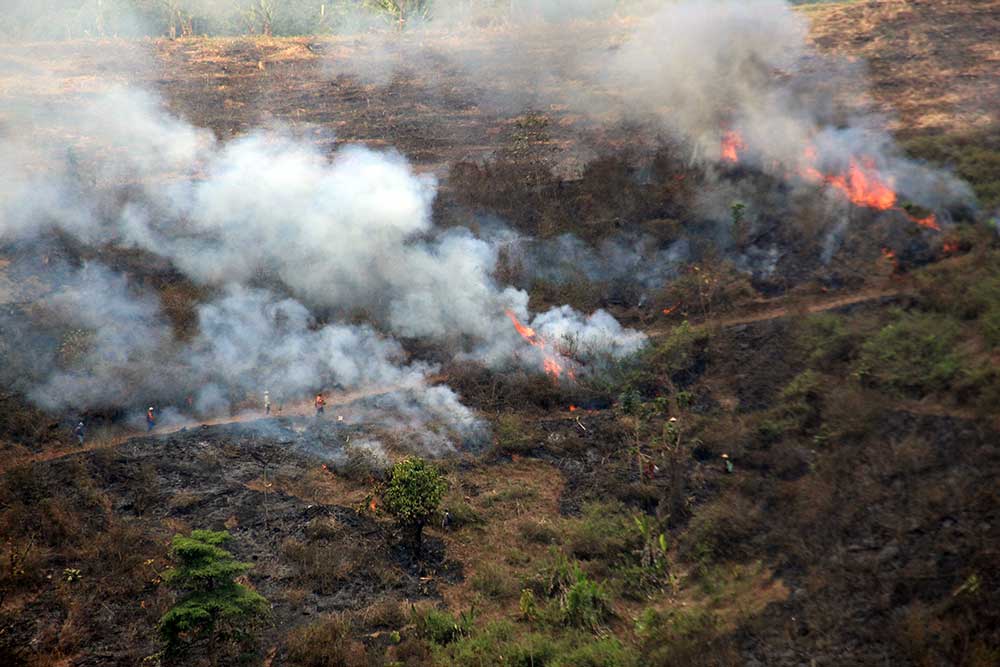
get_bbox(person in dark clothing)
[315,393,326,417]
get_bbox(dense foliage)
[380,457,447,549]
[159,529,268,663]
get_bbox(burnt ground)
[0,2,999,666]
[0,419,460,665]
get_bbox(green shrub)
[563,574,611,631]
[568,501,635,561]
[471,563,517,600]
[618,388,643,416]
[855,311,963,396]
[796,312,855,368]
[519,519,561,545]
[551,637,638,667]
[494,414,538,456]
[158,530,268,661]
[413,607,474,645]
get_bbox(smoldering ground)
[0,0,979,456]
[324,0,973,217]
[0,81,646,455]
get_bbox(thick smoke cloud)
[1,83,645,446]
[325,0,972,212]
[2,85,638,353]
[28,264,482,453]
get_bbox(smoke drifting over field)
[328,0,972,216]
[0,84,644,448]
[0,0,978,455]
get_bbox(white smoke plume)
[2,83,646,436]
[323,0,973,213]
[28,264,482,452]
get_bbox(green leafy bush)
[414,606,475,645]
[795,312,855,369]
[381,458,447,550]
[563,573,611,631]
[855,311,963,396]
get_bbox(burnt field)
[1,1,1000,666]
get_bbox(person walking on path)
[146,406,156,432]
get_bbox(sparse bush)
[281,538,358,592]
[441,492,483,530]
[757,370,824,441]
[563,572,611,631]
[519,518,561,545]
[286,613,367,667]
[855,311,963,396]
[356,598,407,630]
[681,494,760,572]
[637,607,721,667]
[507,632,559,667]
[903,130,1000,209]
[795,312,855,369]
[537,550,612,631]
[471,563,517,600]
[568,501,634,562]
[493,414,539,456]
[551,637,638,667]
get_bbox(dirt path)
[646,286,903,338]
[1,382,417,473]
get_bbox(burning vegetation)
[0,1,998,666]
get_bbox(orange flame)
[799,148,944,232]
[908,212,940,231]
[942,240,959,254]
[505,309,572,380]
[718,137,942,232]
[662,305,677,315]
[721,130,745,163]
[369,497,377,512]
[881,247,898,272]
[568,405,577,412]
[806,158,896,211]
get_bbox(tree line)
[0,0,439,40]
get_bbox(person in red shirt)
[315,393,326,417]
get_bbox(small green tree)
[381,458,447,552]
[158,530,268,665]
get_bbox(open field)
[1,1,999,666]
